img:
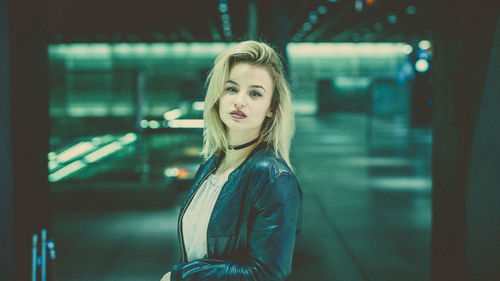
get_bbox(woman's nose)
[233,91,246,108]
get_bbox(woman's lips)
[230,110,247,119]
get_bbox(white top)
[182,173,227,262]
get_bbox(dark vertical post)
[0,0,15,278]
[432,0,499,280]
[133,72,150,183]
[0,0,50,280]
[247,0,258,40]
[260,0,291,76]
[465,13,500,281]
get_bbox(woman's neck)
[216,132,261,175]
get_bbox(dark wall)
[1,0,51,280]
[431,0,500,280]
[0,0,14,279]
[465,14,500,281]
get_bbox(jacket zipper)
[178,166,216,262]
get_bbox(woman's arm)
[170,172,302,281]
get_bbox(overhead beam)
[247,0,258,39]
[207,19,222,41]
[304,4,352,41]
[176,26,196,42]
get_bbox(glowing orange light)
[366,0,376,5]
[176,168,189,179]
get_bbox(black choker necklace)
[228,137,260,150]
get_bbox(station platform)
[51,112,432,281]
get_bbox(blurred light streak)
[91,137,102,146]
[57,141,96,163]
[401,44,413,54]
[50,43,235,60]
[164,109,183,120]
[48,152,57,161]
[185,147,201,157]
[167,119,204,128]
[48,160,59,171]
[192,101,204,111]
[132,43,148,54]
[172,43,188,54]
[148,120,161,129]
[345,157,413,167]
[371,177,432,190]
[335,76,371,88]
[164,168,180,178]
[151,43,169,55]
[84,142,122,163]
[176,168,189,179]
[48,160,87,182]
[140,120,149,129]
[119,133,137,145]
[288,43,410,57]
[318,135,353,145]
[48,133,138,181]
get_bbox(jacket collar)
[211,141,268,177]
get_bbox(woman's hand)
[160,271,171,281]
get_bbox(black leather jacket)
[171,142,302,281]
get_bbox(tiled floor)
[290,113,431,281]
[52,112,432,281]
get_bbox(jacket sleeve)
[170,172,302,281]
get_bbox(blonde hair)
[201,40,295,168]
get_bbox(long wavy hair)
[201,40,295,169]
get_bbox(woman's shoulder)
[247,147,295,180]
[246,147,301,206]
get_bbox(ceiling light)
[309,11,318,24]
[303,22,312,31]
[219,3,228,13]
[418,40,432,50]
[387,13,397,24]
[406,6,416,15]
[317,6,328,14]
[401,44,413,55]
[415,59,429,72]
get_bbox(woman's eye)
[226,87,238,93]
[249,91,262,97]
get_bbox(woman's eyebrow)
[226,80,267,93]
[249,85,267,93]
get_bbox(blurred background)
[1,0,499,281]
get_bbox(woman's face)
[219,62,274,138]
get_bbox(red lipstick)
[230,110,247,119]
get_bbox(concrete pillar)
[465,12,500,281]
[0,0,50,280]
[258,0,291,75]
[0,1,15,279]
[431,0,500,280]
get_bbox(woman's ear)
[266,109,273,118]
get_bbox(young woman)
[161,40,302,281]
